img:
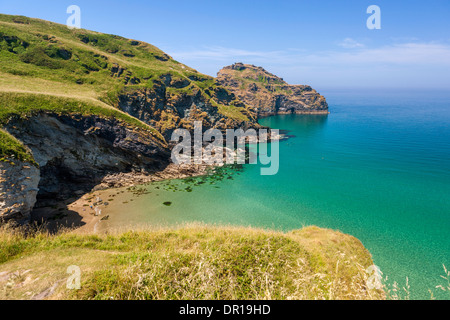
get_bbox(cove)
[96,89,450,300]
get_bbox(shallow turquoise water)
[102,89,450,299]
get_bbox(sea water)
[99,88,450,299]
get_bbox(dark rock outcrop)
[3,113,169,208]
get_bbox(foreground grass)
[0,224,384,300]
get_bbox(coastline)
[31,162,215,233]
[258,110,330,118]
[30,129,289,233]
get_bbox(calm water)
[99,89,450,299]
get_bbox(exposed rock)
[116,85,258,140]
[217,63,329,117]
[0,160,40,222]
[94,162,213,190]
[31,281,61,300]
[110,63,125,77]
[4,113,169,209]
[153,53,170,61]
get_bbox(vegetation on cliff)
[0,224,384,300]
[0,92,165,141]
[0,128,36,165]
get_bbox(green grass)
[0,91,167,163]
[0,14,250,122]
[0,91,166,142]
[0,128,36,165]
[210,99,249,122]
[0,224,385,300]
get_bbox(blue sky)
[2,0,450,90]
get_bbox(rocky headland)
[217,63,328,117]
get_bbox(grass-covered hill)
[0,224,384,300]
[0,14,257,165]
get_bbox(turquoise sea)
[100,89,450,299]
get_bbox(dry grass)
[0,223,385,300]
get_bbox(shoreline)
[31,162,215,233]
[258,110,330,118]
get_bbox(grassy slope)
[0,14,247,163]
[0,224,384,300]
[0,128,36,165]
[0,14,208,97]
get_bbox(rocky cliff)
[0,159,39,222]
[115,78,258,140]
[217,63,328,117]
[0,112,170,221]
[0,14,260,223]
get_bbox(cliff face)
[216,63,328,117]
[0,160,39,222]
[1,112,170,217]
[116,78,258,140]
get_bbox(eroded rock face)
[4,113,170,207]
[117,84,258,139]
[217,63,329,117]
[0,160,40,223]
